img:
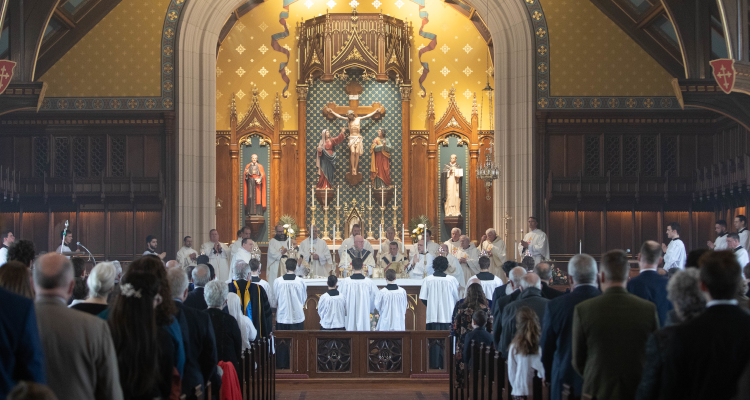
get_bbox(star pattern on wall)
[463,44,472,53]
[327,0,337,7]
[372,0,381,7]
[259,22,268,32]
[236,67,246,77]
[236,44,246,54]
[305,0,314,9]
[236,89,246,100]
[259,45,269,54]
[236,22,246,32]
[440,66,450,77]
[463,89,472,99]
[395,0,404,8]
[259,67,268,77]
[440,44,450,54]
[349,0,359,7]
[440,89,449,99]
[217,67,223,77]
[463,67,472,76]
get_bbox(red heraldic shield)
[710,59,736,94]
[0,61,16,94]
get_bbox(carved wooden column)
[321,12,334,82]
[272,94,283,231]
[296,85,309,237]
[229,95,240,236]
[375,13,387,82]
[427,93,438,231]
[400,85,411,228]
[469,94,480,240]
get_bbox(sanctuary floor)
[276,381,450,400]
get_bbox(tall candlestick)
[402,223,405,243]
[369,185,372,207]
[337,185,340,207]
[311,185,314,204]
[381,187,384,206]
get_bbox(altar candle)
[333,225,336,262]
[337,186,340,207]
[402,223,405,242]
[395,184,398,208]
[579,240,582,254]
[514,241,517,259]
[380,224,382,245]
[381,187,384,206]
[324,188,328,208]
[369,185,372,207]
[311,185,314,205]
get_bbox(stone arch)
[175,0,535,245]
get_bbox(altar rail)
[273,330,450,380]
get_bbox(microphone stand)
[77,242,96,264]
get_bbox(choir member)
[201,229,231,282]
[407,239,434,279]
[374,268,408,331]
[662,222,686,271]
[298,225,332,278]
[518,217,550,265]
[420,256,459,369]
[707,220,728,250]
[318,275,347,330]
[273,259,306,330]
[736,215,750,250]
[339,258,379,331]
[248,258,275,308]
[468,256,504,300]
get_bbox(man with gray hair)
[480,228,507,280]
[540,254,600,400]
[499,272,549,358]
[491,266,526,347]
[34,253,123,400]
[184,264,211,310]
[535,261,564,299]
[203,280,243,374]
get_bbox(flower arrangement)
[277,215,298,238]
[408,215,432,243]
[550,263,569,285]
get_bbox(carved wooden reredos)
[296,11,412,83]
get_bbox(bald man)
[34,254,123,400]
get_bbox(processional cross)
[321,79,386,186]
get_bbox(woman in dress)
[316,126,348,188]
[369,128,392,189]
[451,282,493,387]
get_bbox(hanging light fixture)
[475,0,499,199]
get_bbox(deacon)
[229,238,255,281]
[480,228,507,280]
[376,242,409,279]
[379,226,406,258]
[735,215,750,250]
[456,235,480,287]
[274,259,307,330]
[727,233,749,270]
[201,229,231,282]
[662,222,686,271]
[249,259,275,309]
[374,268,408,331]
[411,229,440,257]
[419,256,459,368]
[268,225,291,284]
[298,225,332,278]
[338,235,376,277]
[707,220,728,250]
[176,236,198,270]
[231,226,253,261]
[407,239,434,280]
[339,258,379,331]
[439,244,466,296]
[318,275,347,330]
[468,256,504,300]
[518,217,550,265]
[444,227,463,256]
[338,224,374,260]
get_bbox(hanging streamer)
[271,0,298,98]
[410,0,437,98]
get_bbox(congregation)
[1,215,749,400]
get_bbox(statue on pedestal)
[442,154,463,216]
[244,154,266,216]
[369,128,392,189]
[316,127,348,189]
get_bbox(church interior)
[2,0,750,398]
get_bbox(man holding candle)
[338,235,376,277]
[518,217,550,266]
[298,225,332,278]
[480,228,508,281]
[338,224,374,261]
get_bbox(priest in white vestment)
[338,224,374,260]
[376,241,409,279]
[439,244,465,296]
[379,226,406,259]
[480,228,507,281]
[455,235,480,287]
[230,226,253,261]
[468,256,504,300]
[298,225,332,278]
[518,217,550,265]
[273,259,307,330]
[249,259,275,308]
[411,229,440,258]
[406,240,434,280]
[419,256,459,369]
[268,224,294,284]
[444,227,463,257]
[338,235,376,277]
[339,258,379,331]
[318,275,347,330]
[229,238,255,282]
[176,236,198,271]
[201,229,231,282]
[374,268,407,331]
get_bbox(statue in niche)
[369,128,392,189]
[442,154,463,216]
[315,126,348,189]
[244,154,266,215]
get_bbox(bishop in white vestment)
[338,235,376,277]
[338,224,374,260]
[468,256,504,300]
[298,226,332,278]
[374,268,407,331]
[273,259,307,329]
[268,225,293,284]
[407,240,434,280]
[176,236,198,271]
[339,258,379,331]
[318,275,347,330]
[518,218,550,265]
[201,229,231,282]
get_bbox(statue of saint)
[324,108,381,176]
[244,154,266,216]
[369,128,392,189]
[442,154,463,216]
[315,127,348,189]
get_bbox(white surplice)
[713,234,728,251]
[338,236,374,260]
[734,246,749,272]
[229,247,253,282]
[201,242,231,282]
[480,238,508,281]
[273,274,307,324]
[411,240,440,258]
[517,229,550,265]
[445,254,466,296]
[374,285,407,331]
[56,244,72,259]
[407,253,434,280]
[176,246,198,270]
[318,290,347,329]
[267,238,288,282]
[339,275,379,331]
[468,272,504,300]
[299,237,332,278]
[455,243,480,288]
[230,238,243,261]
[251,276,275,308]
[663,238,686,271]
[740,228,750,251]
[419,275,459,324]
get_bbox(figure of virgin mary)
[316,126,348,188]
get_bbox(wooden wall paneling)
[127,136,144,177]
[606,212,634,253]
[475,138,494,241]
[693,211,715,250]
[296,91,308,238]
[279,138,297,231]
[15,137,32,178]
[22,213,48,252]
[109,211,134,257]
[215,143,233,241]
[143,136,161,177]
[549,135,565,177]
[0,137,14,170]
[79,212,105,257]
[104,204,110,260]
[549,211,575,255]
[639,211,660,244]
[0,213,16,236]
[679,135,695,178]
[566,135,583,177]
[410,137,429,222]
[698,135,714,168]
[601,206,607,254]
[579,211,602,255]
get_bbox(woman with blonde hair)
[507,306,545,399]
[71,262,116,315]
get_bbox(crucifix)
[322,79,386,186]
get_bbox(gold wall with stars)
[38,0,172,97]
[217,0,495,131]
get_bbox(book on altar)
[455,168,463,177]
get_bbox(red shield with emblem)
[0,60,16,94]
[710,59,736,94]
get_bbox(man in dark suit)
[491,261,519,302]
[0,287,46,398]
[535,261,565,299]
[572,250,658,400]
[662,250,750,400]
[499,272,549,358]
[627,240,672,326]
[462,309,494,369]
[492,266,526,348]
[167,268,219,397]
[540,254,600,400]
[184,264,211,310]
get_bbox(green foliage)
[277,215,299,237]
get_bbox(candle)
[579,240,582,254]
[333,224,336,264]
[325,188,328,208]
[337,185,340,207]
[395,184,398,208]
[381,187,384,206]
[369,185,372,207]
[514,240,517,259]
[311,186,314,205]
[380,224,383,249]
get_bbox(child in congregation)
[374,268,408,330]
[318,275,347,330]
[506,307,545,400]
[461,309,494,369]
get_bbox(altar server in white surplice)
[249,259,275,308]
[736,215,750,250]
[298,225,332,278]
[318,275,347,330]
[662,222,686,271]
[273,259,307,330]
[411,229,440,258]
[444,227,463,257]
[379,226,406,259]
[707,220,729,251]
[420,256,459,369]
[229,238,255,282]
[268,225,292,285]
[479,228,508,281]
[406,239,434,280]
[338,224,374,260]
[455,235,480,287]
[230,226,253,261]
[339,235,376,277]
[201,229,231,282]
[517,217,550,265]
[374,268,407,331]
[339,258,379,331]
[468,256,504,300]
[439,244,466,296]
[176,236,199,271]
